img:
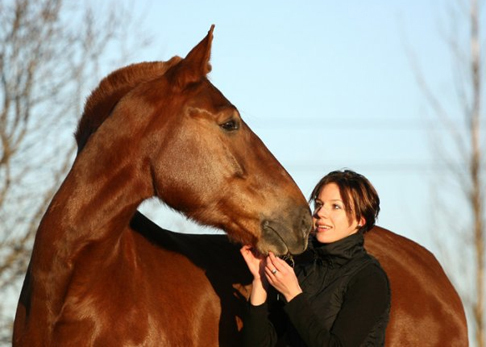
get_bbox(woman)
[240,170,390,346]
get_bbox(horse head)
[75,25,312,256]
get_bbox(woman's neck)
[311,232,365,261]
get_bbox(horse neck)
[27,147,152,327]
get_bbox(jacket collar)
[310,232,365,267]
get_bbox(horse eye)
[220,120,239,131]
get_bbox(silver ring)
[271,269,278,275]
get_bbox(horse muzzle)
[259,206,312,256]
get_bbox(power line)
[245,118,486,130]
[285,161,474,173]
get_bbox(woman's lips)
[315,224,331,232]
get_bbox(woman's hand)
[240,245,266,280]
[265,252,303,302]
[240,245,269,306]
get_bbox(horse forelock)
[75,57,183,152]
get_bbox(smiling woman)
[241,170,390,346]
[241,168,468,346]
[311,170,380,243]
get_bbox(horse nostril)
[301,213,312,233]
[297,211,312,251]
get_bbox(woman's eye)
[333,204,342,210]
[220,120,239,131]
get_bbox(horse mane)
[75,56,183,152]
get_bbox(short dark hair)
[309,170,380,233]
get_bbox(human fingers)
[240,245,261,258]
[267,252,292,274]
[264,265,279,279]
[264,257,302,301]
[265,254,279,276]
[240,245,251,254]
[240,245,252,260]
[264,264,288,293]
[265,257,287,280]
[240,246,261,269]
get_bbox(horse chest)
[56,248,223,346]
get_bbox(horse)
[364,227,468,346]
[13,25,312,346]
[13,26,468,346]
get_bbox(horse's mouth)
[260,222,291,256]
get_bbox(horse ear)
[169,25,215,89]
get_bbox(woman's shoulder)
[349,257,390,292]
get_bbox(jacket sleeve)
[242,302,278,347]
[283,264,390,347]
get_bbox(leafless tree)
[0,0,149,343]
[409,0,484,346]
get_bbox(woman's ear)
[357,217,366,228]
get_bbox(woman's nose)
[314,206,327,219]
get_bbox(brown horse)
[13,26,312,346]
[13,26,468,346]
[365,227,468,346]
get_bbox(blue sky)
[125,1,466,259]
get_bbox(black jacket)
[243,233,391,347]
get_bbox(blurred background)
[0,0,484,345]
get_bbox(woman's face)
[312,183,364,244]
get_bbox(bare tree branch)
[409,0,485,345]
[0,0,150,342]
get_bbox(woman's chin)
[315,232,332,244]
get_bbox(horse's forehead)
[186,79,233,111]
